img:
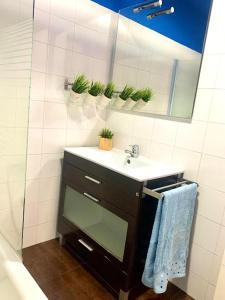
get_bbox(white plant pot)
[83,94,98,117]
[132,99,148,112]
[122,98,137,110]
[113,97,126,109]
[69,90,83,105]
[97,95,110,109]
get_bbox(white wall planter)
[97,95,110,109]
[83,93,98,117]
[113,97,126,109]
[122,98,137,110]
[132,99,148,111]
[69,90,83,104]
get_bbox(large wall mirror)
[111,0,212,120]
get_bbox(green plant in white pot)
[70,74,89,102]
[113,85,134,109]
[133,88,153,111]
[123,89,143,110]
[98,82,115,109]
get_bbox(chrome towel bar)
[143,180,196,200]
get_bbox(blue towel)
[142,183,197,294]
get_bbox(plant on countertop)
[104,82,116,99]
[131,89,143,102]
[119,85,135,101]
[99,128,114,139]
[141,88,153,102]
[88,81,105,97]
[72,74,90,94]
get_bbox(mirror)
[111,0,212,120]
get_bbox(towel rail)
[143,180,196,200]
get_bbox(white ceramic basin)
[65,147,183,182]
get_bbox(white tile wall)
[24,0,225,299]
[24,0,115,248]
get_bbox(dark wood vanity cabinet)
[57,151,181,300]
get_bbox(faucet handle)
[129,144,139,157]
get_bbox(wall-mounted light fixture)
[133,0,162,13]
[147,6,174,19]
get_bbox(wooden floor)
[23,239,193,300]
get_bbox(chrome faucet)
[125,144,139,158]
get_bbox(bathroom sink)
[64,147,183,182]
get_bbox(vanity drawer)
[65,231,94,263]
[65,232,126,293]
[89,250,127,293]
[62,162,140,216]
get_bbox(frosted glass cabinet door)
[63,186,128,262]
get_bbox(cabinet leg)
[119,290,129,300]
[59,234,65,246]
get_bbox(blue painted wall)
[92,0,212,53]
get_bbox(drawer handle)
[83,192,100,203]
[84,175,101,185]
[78,239,93,252]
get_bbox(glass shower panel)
[0,0,33,256]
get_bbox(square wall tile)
[172,148,201,181]
[192,89,213,121]
[30,71,46,100]
[152,119,178,146]
[26,154,42,180]
[133,115,155,139]
[214,266,225,300]
[24,202,38,227]
[215,226,225,256]
[189,244,214,281]
[205,284,215,300]
[193,214,220,253]
[36,221,57,244]
[204,123,225,158]
[209,254,223,286]
[32,41,48,73]
[29,101,44,128]
[35,0,50,12]
[27,129,43,154]
[148,142,173,164]
[43,102,67,129]
[42,129,65,153]
[40,153,62,178]
[209,89,225,123]
[74,25,111,61]
[45,74,66,102]
[50,0,76,21]
[216,54,225,89]
[34,9,49,43]
[25,179,40,204]
[198,155,225,192]
[197,186,225,223]
[49,15,74,50]
[198,54,219,89]
[39,176,60,202]
[47,46,72,77]
[175,121,206,152]
[23,226,37,248]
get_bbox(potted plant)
[133,88,153,111]
[123,89,143,110]
[70,74,89,102]
[113,85,134,109]
[84,81,105,105]
[99,128,114,151]
[98,81,115,109]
